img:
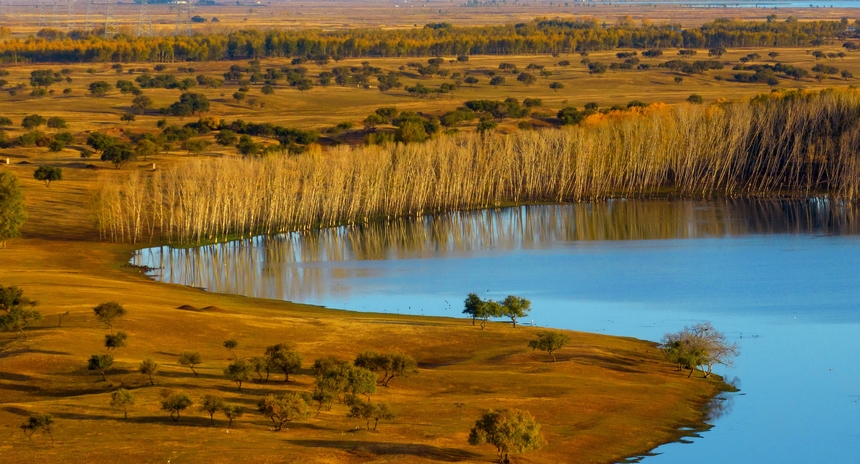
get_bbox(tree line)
[96,88,860,245]
[1,17,856,63]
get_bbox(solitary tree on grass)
[462,293,483,325]
[161,392,193,421]
[257,393,311,431]
[0,173,27,249]
[224,359,253,390]
[200,394,225,425]
[178,351,202,376]
[500,295,531,328]
[93,301,126,331]
[528,332,571,362]
[469,409,545,463]
[20,413,54,445]
[0,285,41,338]
[87,353,114,381]
[110,388,136,419]
[265,344,302,382]
[33,166,62,187]
[223,339,238,359]
[104,331,128,352]
[222,404,243,428]
[139,358,159,385]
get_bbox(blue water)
[133,200,860,463]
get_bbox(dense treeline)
[96,89,860,244]
[3,17,857,63]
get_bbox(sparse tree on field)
[489,76,505,87]
[347,398,395,430]
[462,293,483,325]
[528,331,571,362]
[468,409,545,463]
[46,117,66,129]
[161,392,193,421]
[0,173,27,249]
[120,113,136,124]
[500,295,531,328]
[20,413,54,445]
[134,139,158,161]
[345,366,377,401]
[222,404,243,428]
[768,51,780,61]
[139,358,159,385]
[87,353,114,381]
[21,114,46,130]
[33,166,62,187]
[549,82,564,92]
[200,394,225,425]
[215,130,238,146]
[57,311,69,327]
[476,300,502,330]
[92,301,126,331]
[674,76,684,85]
[104,331,128,352]
[265,344,301,382]
[223,339,238,359]
[661,322,739,378]
[100,143,136,169]
[355,351,418,387]
[0,285,40,338]
[257,393,311,431]
[178,351,202,376]
[110,388,136,419]
[224,359,253,390]
[131,95,153,115]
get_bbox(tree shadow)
[50,411,220,427]
[284,439,481,462]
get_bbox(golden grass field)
[0,44,856,146]
[0,157,727,463]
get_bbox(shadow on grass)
[285,439,481,462]
[565,352,646,374]
[50,410,223,427]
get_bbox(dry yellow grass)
[0,147,726,462]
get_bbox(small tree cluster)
[462,293,532,329]
[661,322,739,378]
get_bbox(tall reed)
[96,89,860,244]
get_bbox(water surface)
[133,199,860,463]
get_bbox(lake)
[132,199,860,463]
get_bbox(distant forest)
[2,17,858,63]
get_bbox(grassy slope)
[0,149,724,462]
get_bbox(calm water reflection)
[132,199,860,463]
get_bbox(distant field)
[0,45,855,158]
[0,0,857,37]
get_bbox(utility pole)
[137,0,151,37]
[174,0,193,36]
[104,0,118,38]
